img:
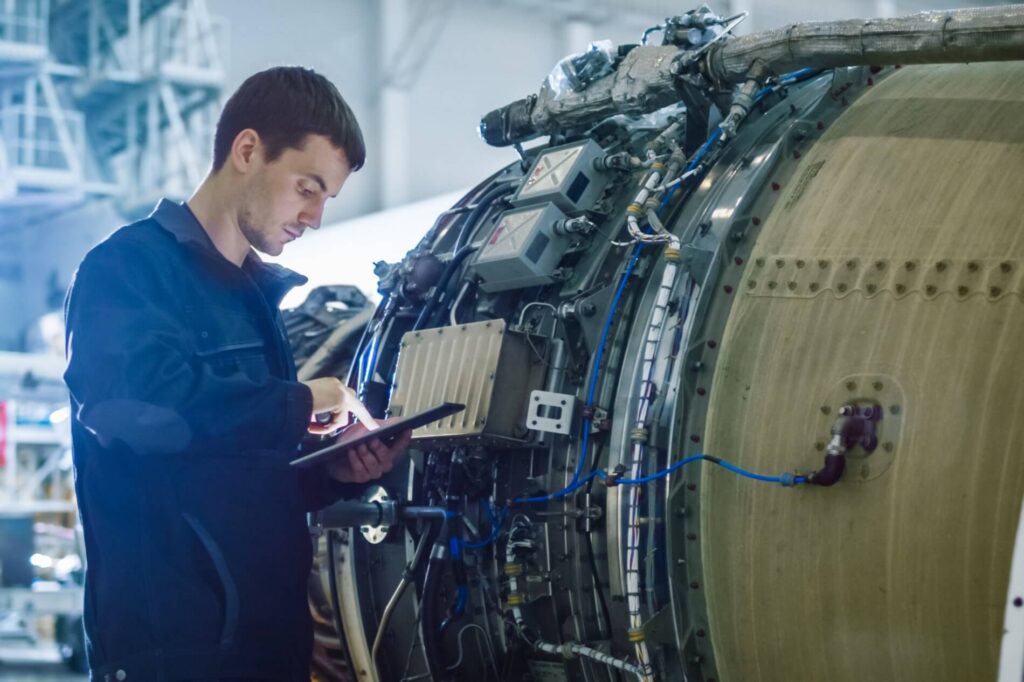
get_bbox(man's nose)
[299,201,325,230]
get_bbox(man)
[63,67,410,681]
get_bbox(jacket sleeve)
[63,238,313,457]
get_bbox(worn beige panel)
[702,62,1024,682]
[389,320,543,443]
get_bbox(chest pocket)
[193,309,274,383]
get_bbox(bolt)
[820,405,831,415]
[991,286,1003,297]
[818,260,829,269]
[875,260,886,270]
[883,442,894,452]
[846,381,857,391]
[904,261,916,271]
[873,381,883,391]
[776,259,786,269]
[837,283,848,293]
[809,283,820,293]
[677,558,686,566]
[846,259,857,270]
[814,441,825,451]
[925,285,937,296]
[895,284,906,294]
[889,404,901,415]
[935,261,947,273]
[1001,262,1013,273]
[968,262,979,273]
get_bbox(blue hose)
[597,454,807,487]
[461,502,508,550]
[515,245,644,504]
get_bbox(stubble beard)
[237,193,280,256]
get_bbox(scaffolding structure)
[0,0,226,218]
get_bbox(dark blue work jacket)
[63,199,361,681]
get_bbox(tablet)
[289,402,466,469]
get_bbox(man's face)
[238,133,351,256]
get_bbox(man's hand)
[302,377,379,435]
[326,419,413,483]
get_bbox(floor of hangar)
[0,646,86,681]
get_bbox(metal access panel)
[388,319,545,446]
[512,139,609,213]
[472,203,570,293]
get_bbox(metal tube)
[706,5,1024,85]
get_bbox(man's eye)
[299,187,313,197]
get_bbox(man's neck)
[186,175,250,267]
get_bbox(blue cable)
[461,503,508,549]
[515,244,644,504]
[453,584,468,615]
[511,67,826,504]
[597,454,807,487]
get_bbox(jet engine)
[303,5,1024,681]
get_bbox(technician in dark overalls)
[64,66,410,681]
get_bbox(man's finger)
[347,449,371,482]
[356,444,384,479]
[367,439,395,473]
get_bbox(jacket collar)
[149,199,308,308]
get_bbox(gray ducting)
[706,4,1024,84]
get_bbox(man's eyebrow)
[304,173,334,197]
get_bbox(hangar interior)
[0,1,1022,681]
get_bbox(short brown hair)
[213,66,365,172]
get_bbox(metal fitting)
[630,427,649,444]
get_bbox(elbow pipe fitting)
[809,403,881,486]
[809,452,847,486]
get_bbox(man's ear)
[229,129,260,173]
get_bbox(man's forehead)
[285,134,351,191]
